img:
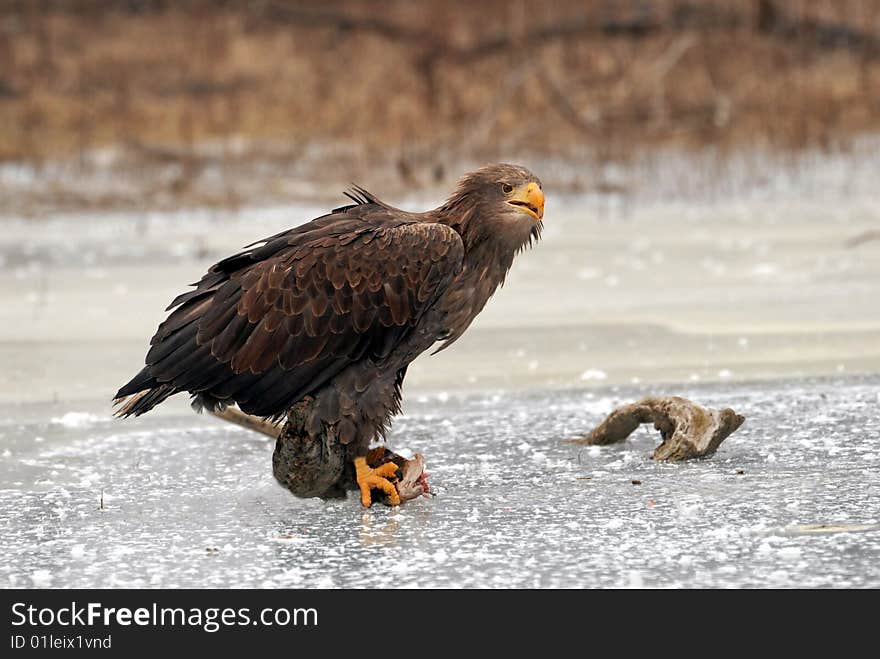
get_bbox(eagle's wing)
[115,207,464,418]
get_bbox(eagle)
[114,163,544,506]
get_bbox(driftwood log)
[210,402,429,505]
[571,396,744,461]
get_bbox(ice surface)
[2,193,880,404]
[1,155,879,588]
[1,376,877,589]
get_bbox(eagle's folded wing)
[114,210,463,418]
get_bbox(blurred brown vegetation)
[2,0,880,210]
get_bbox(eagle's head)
[441,163,545,250]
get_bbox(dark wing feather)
[115,206,463,419]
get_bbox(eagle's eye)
[501,183,514,194]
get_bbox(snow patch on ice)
[778,547,802,560]
[51,412,104,428]
[625,570,644,588]
[31,569,53,587]
[750,263,779,277]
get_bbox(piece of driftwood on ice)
[209,402,429,505]
[571,396,745,461]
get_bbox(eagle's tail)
[113,367,177,417]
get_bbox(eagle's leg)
[272,398,347,499]
[354,456,401,507]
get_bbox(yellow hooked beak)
[506,181,544,220]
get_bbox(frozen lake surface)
[1,375,878,589]
[2,154,879,588]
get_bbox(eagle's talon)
[355,456,401,507]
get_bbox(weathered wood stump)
[571,396,745,461]
[210,402,428,504]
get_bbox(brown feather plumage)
[114,163,542,439]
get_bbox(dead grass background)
[2,0,880,213]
